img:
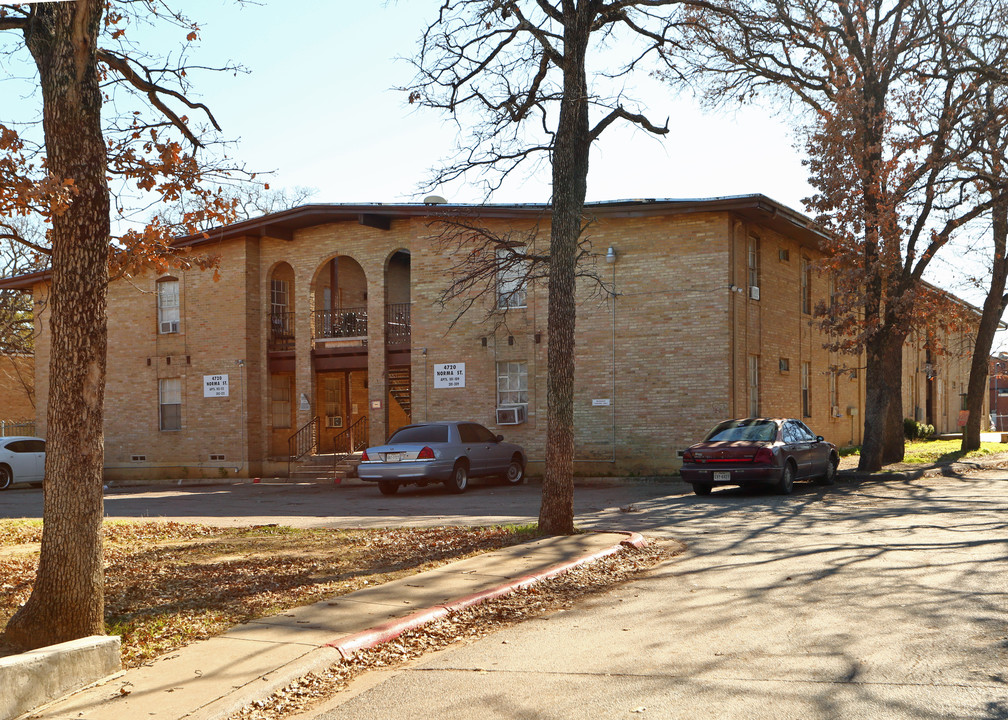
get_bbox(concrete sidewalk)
[24,531,643,720]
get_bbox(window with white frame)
[801,362,812,417]
[497,361,528,406]
[159,377,182,431]
[271,279,289,316]
[747,235,760,290]
[157,278,180,334]
[271,374,292,429]
[497,248,527,309]
[748,355,759,417]
[829,368,838,414]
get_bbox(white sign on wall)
[203,374,229,398]
[434,363,466,389]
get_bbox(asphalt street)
[3,472,1007,718]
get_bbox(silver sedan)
[357,421,527,495]
[0,436,46,490]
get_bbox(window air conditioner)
[495,405,527,425]
[749,286,760,301]
[325,415,343,428]
[160,321,179,334]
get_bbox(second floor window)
[497,248,527,309]
[157,278,180,334]
[747,235,760,289]
[801,257,812,315]
[271,279,289,316]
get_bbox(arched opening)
[268,262,295,351]
[385,250,412,434]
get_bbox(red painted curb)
[327,531,645,658]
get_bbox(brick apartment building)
[0,195,985,480]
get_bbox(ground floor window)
[748,355,759,417]
[159,377,181,431]
[801,362,811,417]
[497,361,528,406]
[271,374,292,429]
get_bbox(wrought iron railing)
[385,303,411,346]
[313,306,368,339]
[332,416,369,470]
[287,415,319,476]
[268,310,295,351]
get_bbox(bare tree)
[676,0,996,470]
[408,1,684,534]
[0,1,248,650]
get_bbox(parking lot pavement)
[0,478,690,531]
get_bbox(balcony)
[268,311,295,351]
[314,306,368,340]
[385,302,410,347]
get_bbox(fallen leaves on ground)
[229,540,682,720]
[0,520,539,666]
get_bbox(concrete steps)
[288,453,363,483]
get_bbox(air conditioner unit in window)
[325,415,343,428]
[496,405,527,425]
[159,321,179,334]
[749,286,760,301]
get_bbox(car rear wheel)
[777,461,796,495]
[503,458,524,485]
[0,466,10,491]
[693,482,712,496]
[446,462,468,493]
[377,481,398,496]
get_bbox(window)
[271,375,292,429]
[829,368,838,414]
[747,235,760,289]
[801,362,811,417]
[778,248,790,262]
[497,248,527,309]
[159,378,181,431]
[271,279,289,316]
[748,355,759,417]
[459,422,498,443]
[497,361,528,406]
[800,257,812,314]
[779,357,790,373]
[157,278,180,334]
[323,377,344,425]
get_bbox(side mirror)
[496,434,504,442]
[816,435,824,442]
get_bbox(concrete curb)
[838,454,1008,483]
[1,635,120,720]
[328,530,646,658]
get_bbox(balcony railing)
[269,310,295,351]
[314,306,368,339]
[385,303,411,346]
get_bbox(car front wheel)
[0,466,10,491]
[503,458,524,485]
[777,461,796,495]
[446,462,468,494]
[378,481,398,496]
[823,455,838,484]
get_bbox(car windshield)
[704,420,777,443]
[387,425,450,444]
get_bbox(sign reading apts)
[434,363,466,388]
[203,374,229,398]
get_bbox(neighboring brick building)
[0,195,985,479]
[0,353,35,430]
[989,354,1008,431]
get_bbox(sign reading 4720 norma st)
[203,374,229,398]
[433,363,465,389]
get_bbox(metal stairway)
[388,365,411,419]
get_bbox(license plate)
[713,471,731,482]
[385,452,402,463]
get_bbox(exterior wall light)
[605,246,616,264]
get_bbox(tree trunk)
[4,1,110,650]
[858,329,906,471]
[962,197,1008,451]
[539,10,590,536]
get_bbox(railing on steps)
[333,416,370,472]
[287,416,319,477]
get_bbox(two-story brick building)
[0,195,984,480]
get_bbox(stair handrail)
[333,415,370,470]
[287,415,319,477]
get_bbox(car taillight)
[752,447,774,464]
[417,446,435,460]
[682,450,695,463]
[361,449,370,461]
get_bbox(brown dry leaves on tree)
[0,521,539,667]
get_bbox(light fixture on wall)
[605,246,617,264]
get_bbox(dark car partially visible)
[680,418,838,496]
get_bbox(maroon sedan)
[680,418,839,496]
